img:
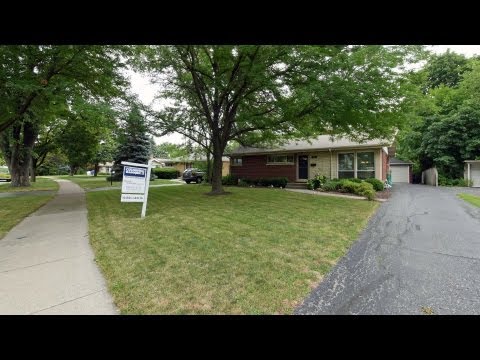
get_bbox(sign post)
[120,160,153,218]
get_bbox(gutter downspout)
[329,149,332,179]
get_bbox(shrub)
[222,174,238,185]
[153,167,179,179]
[322,180,342,192]
[307,174,328,190]
[365,178,384,191]
[322,179,375,200]
[238,179,249,187]
[341,180,361,194]
[239,177,287,188]
[356,182,376,201]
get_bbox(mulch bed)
[375,189,392,200]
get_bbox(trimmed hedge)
[153,167,179,179]
[240,177,288,188]
[222,174,239,185]
[364,178,384,191]
[321,179,376,200]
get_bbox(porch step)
[286,182,309,189]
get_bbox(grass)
[87,185,379,314]
[0,193,55,239]
[53,175,177,190]
[0,177,59,193]
[458,193,480,208]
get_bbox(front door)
[298,155,308,180]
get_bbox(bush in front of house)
[322,179,342,192]
[307,174,328,190]
[259,177,288,188]
[222,174,239,185]
[238,177,288,188]
[365,178,384,191]
[321,179,375,200]
[356,182,376,201]
[153,167,179,179]
[238,179,249,187]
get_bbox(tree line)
[1,45,431,193]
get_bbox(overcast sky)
[130,45,480,145]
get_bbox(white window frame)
[338,152,355,179]
[266,154,295,165]
[337,151,375,179]
[356,151,375,179]
[232,157,243,166]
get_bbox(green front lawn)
[458,193,480,208]
[54,175,177,190]
[0,177,59,193]
[87,185,378,314]
[0,193,55,239]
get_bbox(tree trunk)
[209,141,226,194]
[30,160,36,182]
[94,162,99,177]
[2,121,36,187]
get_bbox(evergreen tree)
[111,105,153,181]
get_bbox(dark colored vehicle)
[182,168,205,184]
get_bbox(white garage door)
[390,165,409,183]
[471,163,480,187]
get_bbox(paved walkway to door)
[0,179,118,314]
[295,184,480,315]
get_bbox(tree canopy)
[396,53,480,179]
[134,45,424,193]
[0,45,130,186]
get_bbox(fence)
[422,167,438,187]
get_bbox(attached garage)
[465,160,480,187]
[389,157,412,184]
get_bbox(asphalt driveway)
[295,184,480,315]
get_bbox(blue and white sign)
[120,160,153,218]
[121,166,147,194]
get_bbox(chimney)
[388,146,396,157]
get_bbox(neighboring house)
[228,135,390,182]
[98,162,113,174]
[389,157,413,184]
[464,160,480,187]
[151,156,230,177]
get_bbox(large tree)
[0,45,129,186]
[397,57,480,178]
[135,45,424,194]
[111,104,153,181]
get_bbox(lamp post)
[111,170,115,186]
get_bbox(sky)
[130,45,480,145]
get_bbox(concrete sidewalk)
[0,179,118,314]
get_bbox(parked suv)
[182,168,205,184]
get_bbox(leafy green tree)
[0,45,129,186]
[92,133,118,176]
[424,50,470,90]
[111,104,153,180]
[152,142,189,159]
[397,56,480,179]
[135,45,424,194]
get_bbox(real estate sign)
[121,166,147,195]
[120,161,153,218]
